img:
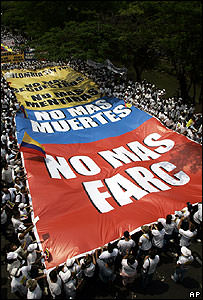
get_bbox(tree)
[154,1,202,103]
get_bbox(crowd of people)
[1,54,202,299]
[1,27,28,52]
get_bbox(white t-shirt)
[193,203,202,224]
[59,270,76,298]
[179,228,197,246]
[139,234,152,251]
[10,274,28,296]
[117,239,135,256]
[80,259,95,278]
[152,229,165,248]
[99,248,118,264]
[27,283,42,299]
[158,218,175,235]
[177,255,194,269]
[11,217,23,232]
[27,250,37,265]
[1,209,7,224]
[2,188,16,204]
[121,258,138,276]
[7,260,21,277]
[47,270,62,298]
[2,167,14,184]
[18,232,33,248]
[68,262,81,275]
[143,255,160,275]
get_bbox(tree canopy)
[1,1,202,103]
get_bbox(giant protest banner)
[3,66,202,270]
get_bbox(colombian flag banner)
[20,132,46,158]
[3,66,202,270]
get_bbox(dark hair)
[190,223,196,232]
[127,255,135,266]
[49,269,58,283]
[157,222,164,231]
[166,214,172,224]
[107,243,113,253]
[124,231,129,238]
[149,248,157,259]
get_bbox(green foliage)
[1,0,202,102]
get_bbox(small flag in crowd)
[125,102,132,108]
[20,105,28,118]
[44,248,50,260]
[19,132,46,158]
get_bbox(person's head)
[127,255,135,266]
[26,279,37,292]
[189,223,196,232]
[66,257,75,268]
[3,163,8,170]
[141,225,150,233]
[84,254,92,267]
[17,224,27,233]
[148,248,157,259]
[124,231,130,239]
[49,268,58,283]
[2,187,9,194]
[21,186,28,194]
[12,210,21,219]
[15,177,20,184]
[107,243,114,254]
[166,214,172,224]
[157,222,164,231]
[6,252,18,264]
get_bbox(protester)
[120,252,138,286]
[171,246,194,283]
[141,248,160,288]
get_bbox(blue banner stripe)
[15,98,152,145]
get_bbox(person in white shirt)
[120,253,138,286]
[171,246,194,283]
[158,214,176,247]
[99,243,118,267]
[10,267,28,297]
[47,268,62,299]
[141,249,160,288]
[27,243,42,266]
[151,222,165,254]
[177,217,197,253]
[65,257,81,277]
[80,254,96,280]
[17,224,34,248]
[6,252,22,279]
[11,211,26,234]
[137,226,152,261]
[59,265,77,299]
[2,186,16,205]
[2,163,15,187]
[192,203,202,242]
[117,231,135,257]
[26,279,43,299]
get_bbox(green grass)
[142,69,179,98]
[142,69,202,112]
